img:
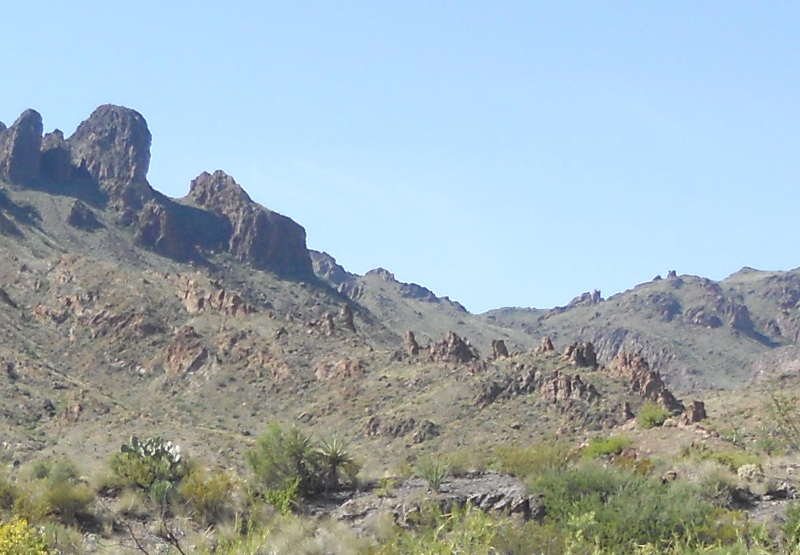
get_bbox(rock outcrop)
[607,352,684,413]
[429,331,480,364]
[492,339,509,359]
[187,170,313,276]
[475,365,600,408]
[0,109,43,184]
[563,341,597,368]
[334,473,543,532]
[67,104,154,209]
[682,400,707,424]
[67,200,103,231]
[405,331,420,356]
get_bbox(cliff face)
[0,105,313,278]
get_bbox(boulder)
[682,400,707,424]
[334,472,543,532]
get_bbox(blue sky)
[3,2,799,313]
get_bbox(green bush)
[531,461,716,553]
[581,434,631,459]
[493,439,575,480]
[14,459,95,526]
[246,423,322,498]
[179,466,237,525]
[637,402,671,429]
[246,423,359,500]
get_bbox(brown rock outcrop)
[340,304,356,332]
[682,400,707,424]
[179,277,251,317]
[315,358,364,382]
[405,331,420,356]
[563,341,598,368]
[429,331,479,364]
[135,201,188,259]
[492,339,509,359]
[66,200,103,231]
[607,352,684,413]
[475,365,600,408]
[162,326,209,376]
[536,337,555,353]
[187,170,313,276]
[67,104,154,208]
[364,416,439,442]
[0,109,43,184]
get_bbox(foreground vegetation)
[2,421,800,554]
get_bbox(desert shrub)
[414,455,451,492]
[14,459,94,526]
[637,402,671,429]
[581,434,631,459]
[246,423,322,499]
[179,465,237,525]
[0,517,51,554]
[707,451,761,472]
[531,461,716,553]
[246,423,360,501]
[493,439,575,480]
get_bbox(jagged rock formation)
[67,104,154,210]
[186,170,313,276]
[405,331,420,356]
[179,276,251,317]
[340,304,356,332]
[682,400,707,424]
[66,200,103,231]
[364,416,439,443]
[334,473,544,532]
[0,109,43,184]
[563,341,598,368]
[606,352,684,413]
[475,364,600,409]
[0,106,314,277]
[429,331,480,364]
[536,337,555,353]
[492,339,509,359]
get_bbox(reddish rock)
[67,104,154,208]
[563,341,598,368]
[492,339,509,359]
[429,331,480,364]
[405,331,420,356]
[607,352,684,413]
[187,170,313,276]
[682,400,707,424]
[536,337,555,353]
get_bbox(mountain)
[2,104,800,552]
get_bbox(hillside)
[2,105,800,553]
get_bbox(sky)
[3,2,799,313]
